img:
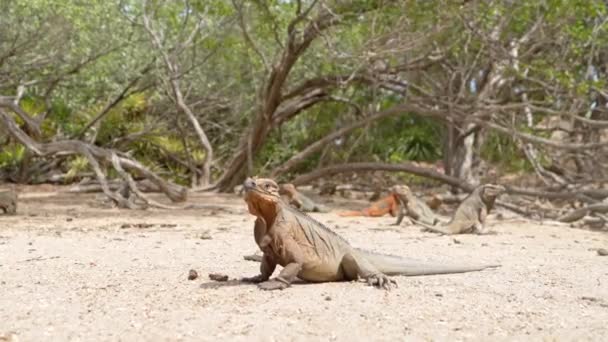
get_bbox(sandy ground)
[1,188,607,341]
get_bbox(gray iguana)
[241,177,500,291]
[417,184,505,235]
[391,185,442,226]
[279,183,329,213]
[0,189,17,215]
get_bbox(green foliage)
[65,156,90,182]
[371,115,441,163]
[0,145,25,169]
[481,132,533,173]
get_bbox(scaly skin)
[417,184,505,235]
[338,193,399,217]
[0,190,17,215]
[242,177,500,291]
[279,183,329,213]
[391,185,441,226]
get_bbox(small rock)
[66,217,73,222]
[597,248,608,256]
[481,243,488,247]
[199,230,212,240]
[325,296,332,301]
[208,273,229,282]
[453,239,461,244]
[435,293,443,297]
[188,269,199,280]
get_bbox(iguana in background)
[279,183,329,213]
[241,177,499,291]
[0,189,17,215]
[417,184,505,235]
[391,185,441,226]
[338,192,399,217]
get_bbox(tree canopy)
[1,0,607,211]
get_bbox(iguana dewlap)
[241,177,499,291]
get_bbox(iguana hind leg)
[340,253,396,290]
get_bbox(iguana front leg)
[243,218,277,283]
[392,200,407,226]
[242,254,277,283]
[473,207,496,235]
[291,197,304,209]
[341,253,397,290]
[258,262,302,291]
[257,237,304,291]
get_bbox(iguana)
[417,184,505,235]
[338,192,399,217]
[241,177,500,291]
[0,189,17,215]
[391,185,441,226]
[279,183,329,213]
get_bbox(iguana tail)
[413,219,453,235]
[359,249,500,276]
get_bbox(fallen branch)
[292,162,474,190]
[557,202,608,223]
[0,107,187,207]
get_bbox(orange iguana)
[338,192,399,217]
[0,189,17,215]
[241,177,499,291]
[417,184,505,235]
[279,183,329,213]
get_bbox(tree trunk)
[443,122,481,190]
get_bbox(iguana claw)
[366,274,397,290]
[258,279,289,291]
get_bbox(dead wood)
[0,107,187,208]
[557,203,608,223]
[292,162,474,191]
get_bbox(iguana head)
[391,185,412,196]
[243,177,281,217]
[391,185,412,203]
[278,183,297,198]
[478,184,505,209]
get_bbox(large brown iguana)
[338,192,400,217]
[417,184,505,235]
[0,189,17,215]
[279,183,329,213]
[241,177,500,291]
[391,185,442,226]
